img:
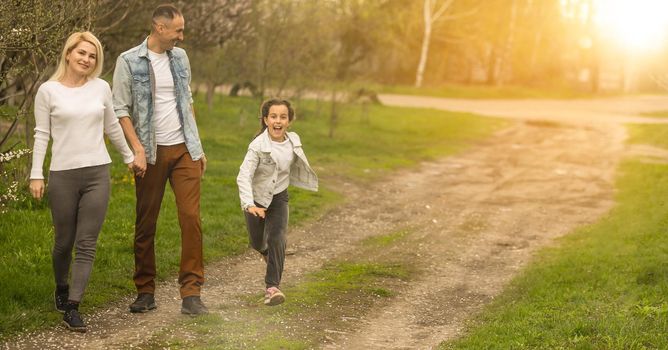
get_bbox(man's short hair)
[152,4,182,22]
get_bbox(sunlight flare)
[595,0,668,52]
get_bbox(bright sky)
[594,0,668,52]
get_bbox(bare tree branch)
[432,0,455,22]
[95,5,133,34]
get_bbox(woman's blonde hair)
[50,31,104,81]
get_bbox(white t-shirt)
[148,49,185,145]
[271,138,295,193]
[30,78,134,179]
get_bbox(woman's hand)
[247,206,266,219]
[29,179,45,200]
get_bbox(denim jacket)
[237,130,318,210]
[112,37,204,164]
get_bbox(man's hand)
[247,206,266,219]
[200,154,207,175]
[133,151,147,178]
[29,179,45,200]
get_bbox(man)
[112,4,208,315]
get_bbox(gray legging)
[244,189,288,288]
[48,164,110,302]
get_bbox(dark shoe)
[54,286,68,313]
[129,293,157,313]
[181,296,209,315]
[63,306,86,333]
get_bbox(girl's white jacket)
[237,129,318,210]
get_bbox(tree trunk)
[486,45,498,85]
[585,0,600,93]
[529,28,543,79]
[497,0,519,86]
[415,0,432,88]
[528,0,544,79]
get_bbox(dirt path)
[324,121,623,348]
[5,95,668,349]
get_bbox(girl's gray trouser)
[244,189,288,288]
[48,164,110,302]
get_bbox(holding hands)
[133,151,147,178]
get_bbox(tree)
[181,0,252,110]
[415,0,455,87]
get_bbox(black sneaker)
[63,307,86,333]
[181,296,209,315]
[54,287,68,313]
[129,293,157,313]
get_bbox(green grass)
[627,124,668,149]
[365,82,618,100]
[641,111,668,118]
[442,124,668,349]
[0,95,504,337]
[361,229,410,247]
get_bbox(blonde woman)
[29,31,134,332]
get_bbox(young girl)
[29,32,135,332]
[237,99,318,306]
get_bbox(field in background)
[370,82,625,100]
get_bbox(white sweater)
[30,78,134,179]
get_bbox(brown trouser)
[133,143,204,298]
